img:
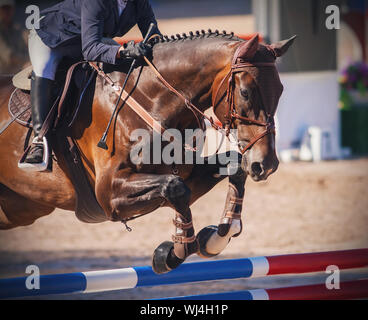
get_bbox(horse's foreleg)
[153,174,199,274]
[97,170,198,274]
[195,164,247,258]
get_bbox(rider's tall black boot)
[24,76,55,164]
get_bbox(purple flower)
[360,63,368,71]
[340,61,368,91]
[349,74,357,82]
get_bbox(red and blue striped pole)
[162,279,368,300]
[1,248,367,299]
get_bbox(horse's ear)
[237,33,259,61]
[270,35,297,57]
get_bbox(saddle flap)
[8,62,96,131]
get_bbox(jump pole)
[0,248,367,299]
[161,279,368,300]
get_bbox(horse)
[0,31,295,274]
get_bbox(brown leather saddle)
[7,59,107,224]
[10,59,93,129]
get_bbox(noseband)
[213,45,277,154]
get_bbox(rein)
[91,41,277,155]
[142,56,222,132]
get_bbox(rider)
[23,0,160,169]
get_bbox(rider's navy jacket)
[36,0,160,65]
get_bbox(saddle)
[10,59,93,129]
[7,59,107,224]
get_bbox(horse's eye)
[241,89,249,100]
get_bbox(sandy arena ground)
[0,158,368,299]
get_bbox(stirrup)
[18,136,50,172]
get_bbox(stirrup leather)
[18,136,50,172]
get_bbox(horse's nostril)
[251,162,263,176]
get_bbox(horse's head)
[213,34,296,181]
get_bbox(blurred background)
[2,0,368,159]
[0,0,367,300]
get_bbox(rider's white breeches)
[28,29,63,81]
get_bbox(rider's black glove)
[119,40,152,60]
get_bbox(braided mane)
[148,29,242,45]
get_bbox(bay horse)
[0,31,295,274]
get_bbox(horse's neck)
[152,40,235,114]
[97,40,237,132]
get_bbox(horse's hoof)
[152,241,184,274]
[196,225,221,258]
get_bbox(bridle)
[212,44,277,154]
[92,41,278,155]
[143,40,277,155]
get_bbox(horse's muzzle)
[241,154,279,182]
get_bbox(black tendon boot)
[22,76,55,169]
